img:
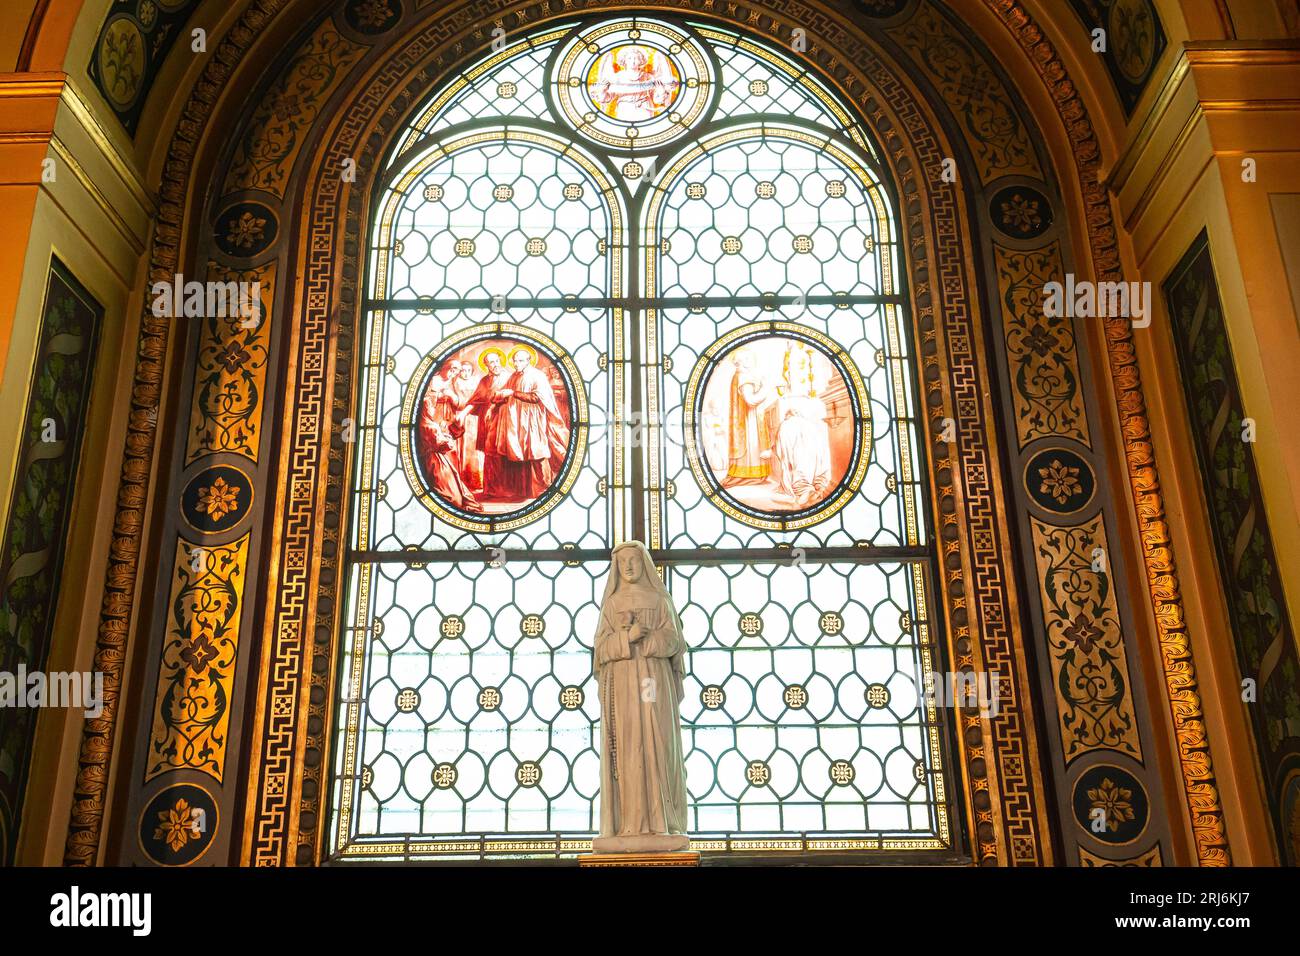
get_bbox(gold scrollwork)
[144,533,250,783]
[1030,516,1142,761]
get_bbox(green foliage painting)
[0,259,102,864]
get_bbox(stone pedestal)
[591,832,690,854]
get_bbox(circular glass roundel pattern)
[399,326,587,532]
[553,19,712,149]
[685,324,871,530]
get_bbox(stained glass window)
[331,17,950,860]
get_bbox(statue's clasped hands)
[618,610,647,643]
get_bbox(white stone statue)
[592,541,690,853]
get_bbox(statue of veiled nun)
[592,541,691,853]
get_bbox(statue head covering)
[599,541,680,629]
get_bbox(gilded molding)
[984,0,1231,866]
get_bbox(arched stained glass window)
[332,16,950,860]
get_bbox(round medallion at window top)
[755,181,776,199]
[396,688,420,713]
[701,685,726,709]
[623,161,644,180]
[400,326,588,534]
[866,683,891,709]
[738,612,763,637]
[138,783,218,867]
[685,325,872,532]
[521,613,546,638]
[563,183,585,201]
[440,615,465,639]
[344,0,402,35]
[516,761,542,787]
[525,237,547,257]
[783,684,808,709]
[182,465,252,533]
[1072,764,1149,845]
[560,686,585,710]
[554,19,712,149]
[819,611,844,636]
[478,686,502,711]
[454,238,476,257]
[990,185,1054,240]
[829,760,856,786]
[431,762,458,790]
[214,202,277,257]
[493,184,514,202]
[745,760,771,786]
[1025,447,1095,514]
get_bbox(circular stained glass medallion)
[400,325,588,532]
[553,19,711,149]
[685,324,870,530]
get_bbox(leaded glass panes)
[333,16,951,861]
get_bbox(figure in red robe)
[490,346,570,499]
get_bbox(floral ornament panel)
[888,1,1040,183]
[990,185,1054,241]
[994,241,1091,448]
[138,784,218,866]
[88,0,204,133]
[1071,764,1149,846]
[182,465,254,534]
[1031,517,1142,762]
[213,202,278,258]
[222,17,366,197]
[145,533,250,783]
[1079,844,1161,866]
[1025,447,1095,514]
[186,260,274,465]
[343,0,402,35]
[1067,0,1167,115]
